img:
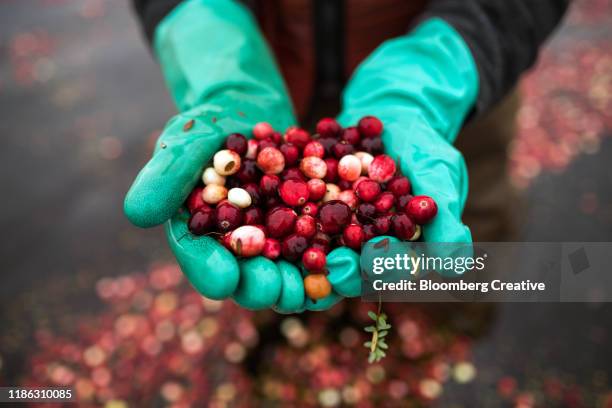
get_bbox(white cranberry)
[300,156,327,179]
[229,225,265,257]
[355,151,374,174]
[213,149,241,176]
[246,139,259,160]
[256,147,285,174]
[227,187,252,208]
[322,183,340,202]
[409,224,422,241]
[202,167,226,186]
[337,154,362,181]
[202,184,228,204]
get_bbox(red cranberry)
[343,224,365,250]
[262,238,281,260]
[188,207,215,235]
[266,195,282,209]
[368,154,396,183]
[258,139,278,150]
[281,167,308,182]
[284,127,310,148]
[355,179,381,202]
[332,141,355,158]
[323,158,339,183]
[236,159,260,183]
[216,202,243,232]
[313,231,332,247]
[260,174,280,196]
[406,195,438,224]
[229,225,265,257]
[338,190,359,210]
[301,202,319,217]
[302,247,327,272]
[311,242,330,254]
[246,139,259,160]
[186,186,206,214]
[317,200,351,234]
[279,179,309,207]
[337,179,352,191]
[391,213,416,240]
[225,133,248,156]
[307,179,326,201]
[341,127,361,145]
[303,140,325,158]
[279,143,300,166]
[220,231,232,250]
[243,183,261,206]
[316,117,341,138]
[374,192,395,213]
[253,122,274,140]
[270,131,283,144]
[356,202,376,224]
[388,176,411,196]
[281,233,309,261]
[358,116,383,138]
[318,137,338,156]
[363,224,377,241]
[359,137,383,155]
[244,206,263,225]
[265,207,297,238]
[256,146,285,174]
[397,194,414,209]
[374,214,392,234]
[295,214,317,238]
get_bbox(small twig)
[363,295,391,363]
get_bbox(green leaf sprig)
[364,303,391,363]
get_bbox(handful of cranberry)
[185,116,438,301]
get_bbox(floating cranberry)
[391,213,416,240]
[356,202,376,224]
[216,202,243,232]
[338,190,359,210]
[186,186,206,213]
[229,225,265,257]
[188,206,215,235]
[358,116,383,138]
[260,174,280,196]
[202,167,226,186]
[253,122,274,140]
[406,195,438,224]
[281,233,309,261]
[225,133,248,156]
[359,136,383,155]
[280,179,309,206]
[343,224,365,250]
[341,127,361,145]
[214,149,242,176]
[374,192,395,213]
[323,158,339,183]
[316,117,341,138]
[265,207,297,238]
[246,139,259,160]
[318,200,351,234]
[303,141,325,158]
[363,224,377,241]
[279,143,300,166]
[322,183,340,202]
[397,193,414,209]
[338,154,362,181]
[388,176,411,197]
[202,184,228,204]
[302,247,327,271]
[374,214,392,234]
[284,127,310,148]
[242,183,261,206]
[262,238,281,260]
[318,137,338,156]
[281,167,308,182]
[307,179,326,201]
[368,154,396,182]
[256,146,285,174]
[304,274,332,300]
[244,206,263,225]
[235,159,260,183]
[300,156,327,179]
[355,179,381,202]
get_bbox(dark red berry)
[186,186,206,214]
[359,137,383,155]
[270,131,283,144]
[281,167,307,182]
[303,141,325,158]
[266,195,282,209]
[391,213,416,240]
[338,179,352,191]
[280,179,309,206]
[397,194,414,209]
[363,224,377,241]
[265,207,297,238]
[358,116,383,138]
[244,206,263,225]
[374,214,392,234]
[301,202,319,217]
[279,143,300,166]
[323,158,339,183]
[341,127,361,145]
[313,231,331,247]
[295,215,316,238]
[236,159,260,183]
[355,179,381,202]
[284,127,310,148]
[317,200,352,234]
[307,179,326,201]
[374,192,395,213]
[281,233,309,261]
[406,195,438,224]
[343,224,365,250]
[387,176,411,197]
[332,141,355,158]
[302,247,327,271]
[260,174,280,196]
[311,242,331,254]
[225,133,248,156]
[258,139,278,150]
[216,202,243,232]
[318,137,338,156]
[356,202,376,224]
[243,183,261,206]
[316,117,341,138]
[262,238,281,260]
[188,207,215,235]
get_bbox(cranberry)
[338,190,359,210]
[363,224,377,241]
[227,187,252,208]
[262,238,281,260]
[279,143,300,166]
[302,247,327,271]
[300,156,327,179]
[307,179,326,201]
[260,174,280,196]
[318,137,338,156]
[236,159,260,183]
[388,176,411,196]
[391,213,416,240]
[358,116,383,138]
[202,167,226,186]
[410,224,422,241]
[355,151,374,174]
[374,192,395,213]
[220,231,232,250]
[406,195,438,224]
[359,136,383,155]
[368,154,396,183]
[316,117,341,138]
[281,167,308,182]
[356,202,376,224]
[230,225,265,257]
[244,206,263,225]
[397,194,414,209]
[284,127,310,148]
[337,179,352,191]
[202,184,228,204]
[355,179,381,202]
[338,154,362,181]
[242,183,261,206]
[186,186,206,213]
[332,141,355,158]
[303,141,325,158]
[322,183,340,202]
[280,179,309,206]
[266,195,282,209]
[352,176,369,190]
[313,231,332,247]
[295,214,317,238]
[323,158,339,183]
[265,207,297,238]
[304,274,332,300]
[216,202,243,232]
[270,131,283,144]
[246,139,259,160]
[374,214,392,234]
[256,146,285,174]
[343,224,365,250]
[341,127,361,145]
[301,202,319,217]
[214,149,242,176]
[225,133,248,156]
[188,206,215,235]
[253,122,274,140]
[281,233,309,261]
[318,200,351,234]
[258,139,278,150]
[311,242,330,254]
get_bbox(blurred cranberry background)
[0,0,611,406]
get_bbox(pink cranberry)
[282,167,308,182]
[355,179,381,202]
[316,117,341,138]
[358,116,383,138]
[317,200,352,234]
[391,213,416,240]
[338,154,362,181]
[405,195,438,224]
[236,159,260,183]
[323,158,339,183]
[368,154,396,182]
[374,214,392,234]
[260,174,280,196]
[301,202,319,217]
[359,137,383,155]
[374,192,395,213]
[258,139,277,150]
[295,215,317,238]
[341,127,361,145]
[303,141,325,158]
[338,190,359,210]
[279,143,300,166]
[253,122,274,140]
[229,225,265,257]
[186,186,206,214]
[356,202,376,224]
[281,233,309,261]
[243,183,261,206]
[246,139,259,160]
[397,194,414,209]
[280,179,309,207]
[244,206,263,225]
[300,156,327,179]
[318,137,338,156]
[343,224,365,250]
[332,141,355,158]
[302,247,327,272]
[284,127,310,148]
[363,224,377,241]
[256,146,285,174]
[307,179,326,201]
[265,207,297,238]
[225,133,248,156]
[188,206,215,235]
[388,176,411,196]
[262,238,281,260]
[216,202,243,232]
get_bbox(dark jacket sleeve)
[421,0,570,117]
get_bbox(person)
[124,0,569,312]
